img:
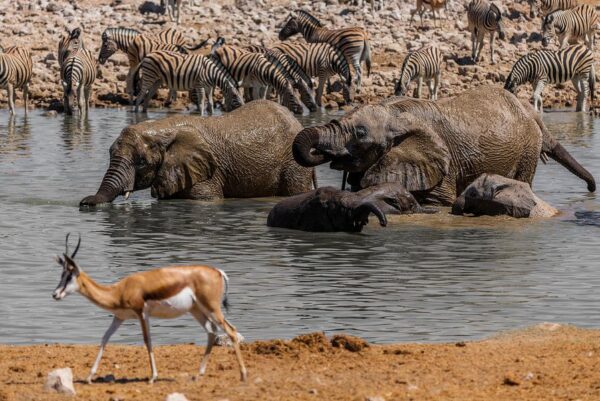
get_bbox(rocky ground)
[1,0,599,112]
[1,324,600,400]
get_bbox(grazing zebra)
[278,10,371,93]
[0,46,32,114]
[62,48,97,116]
[410,0,448,27]
[272,42,353,107]
[211,45,304,114]
[133,51,244,113]
[542,4,599,50]
[504,44,595,112]
[540,0,579,16]
[394,46,442,100]
[467,0,506,64]
[98,27,206,103]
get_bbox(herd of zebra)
[0,0,598,116]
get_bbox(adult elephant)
[80,100,314,206]
[292,85,595,205]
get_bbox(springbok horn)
[71,234,81,258]
[65,232,71,255]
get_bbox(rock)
[331,334,369,352]
[165,393,189,401]
[45,367,76,395]
[366,397,385,401]
[451,174,558,218]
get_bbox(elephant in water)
[267,182,433,232]
[80,100,314,206]
[452,174,558,218]
[292,85,595,205]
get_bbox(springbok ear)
[152,126,216,199]
[55,255,64,266]
[361,114,450,192]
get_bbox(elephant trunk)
[292,122,345,167]
[547,142,596,192]
[80,156,135,206]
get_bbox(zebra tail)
[185,38,209,52]
[363,39,372,77]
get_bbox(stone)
[165,393,189,401]
[45,367,76,395]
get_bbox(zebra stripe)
[134,50,243,114]
[211,45,304,114]
[242,44,317,111]
[467,0,506,64]
[0,46,32,114]
[62,48,97,115]
[542,4,599,50]
[58,28,84,71]
[540,0,579,16]
[395,46,442,100]
[278,10,371,92]
[504,44,595,112]
[272,42,353,107]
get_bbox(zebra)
[98,27,207,103]
[467,0,506,64]
[504,44,595,112]
[272,42,353,107]
[394,46,442,100]
[210,45,304,114]
[542,4,599,50]
[62,48,97,116]
[0,46,32,115]
[160,0,185,24]
[224,43,317,112]
[540,0,579,16]
[278,10,371,93]
[410,0,448,27]
[133,51,244,114]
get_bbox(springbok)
[52,234,247,384]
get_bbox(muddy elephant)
[292,85,596,205]
[267,182,431,232]
[451,173,558,218]
[80,100,314,206]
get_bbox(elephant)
[451,173,558,218]
[80,100,314,206]
[292,85,596,205]
[267,182,433,232]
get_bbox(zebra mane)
[295,10,324,27]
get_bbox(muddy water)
[0,108,598,345]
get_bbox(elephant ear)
[360,117,450,192]
[152,126,216,199]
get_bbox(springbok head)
[52,233,82,300]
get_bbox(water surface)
[0,108,598,345]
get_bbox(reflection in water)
[0,108,599,345]
[0,115,31,156]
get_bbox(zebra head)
[279,13,301,40]
[98,29,119,64]
[504,53,532,93]
[541,11,561,47]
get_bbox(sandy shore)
[1,323,599,401]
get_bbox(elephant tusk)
[124,191,131,200]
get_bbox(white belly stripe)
[146,287,197,319]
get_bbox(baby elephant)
[451,174,558,218]
[268,183,430,232]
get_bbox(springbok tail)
[216,268,230,312]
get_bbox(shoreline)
[1,323,599,400]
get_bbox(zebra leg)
[316,77,326,108]
[85,86,92,114]
[176,0,181,24]
[23,83,29,114]
[416,77,423,99]
[144,82,161,112]
[207,87,214,114]
[433,72,440,100]
[78,84,85,116]
[470,31,477,61]
[353,61,362,93]
[198,88,205,115]
[476,33,485,62]
[7,84,15,115]
[489,32,496,64]
[126,70,135,106]
[574,76,588,112]
[532,81,545,113]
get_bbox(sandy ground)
[1,323,599,401]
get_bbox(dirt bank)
[1,323,599,401]
[3,0,599,112]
